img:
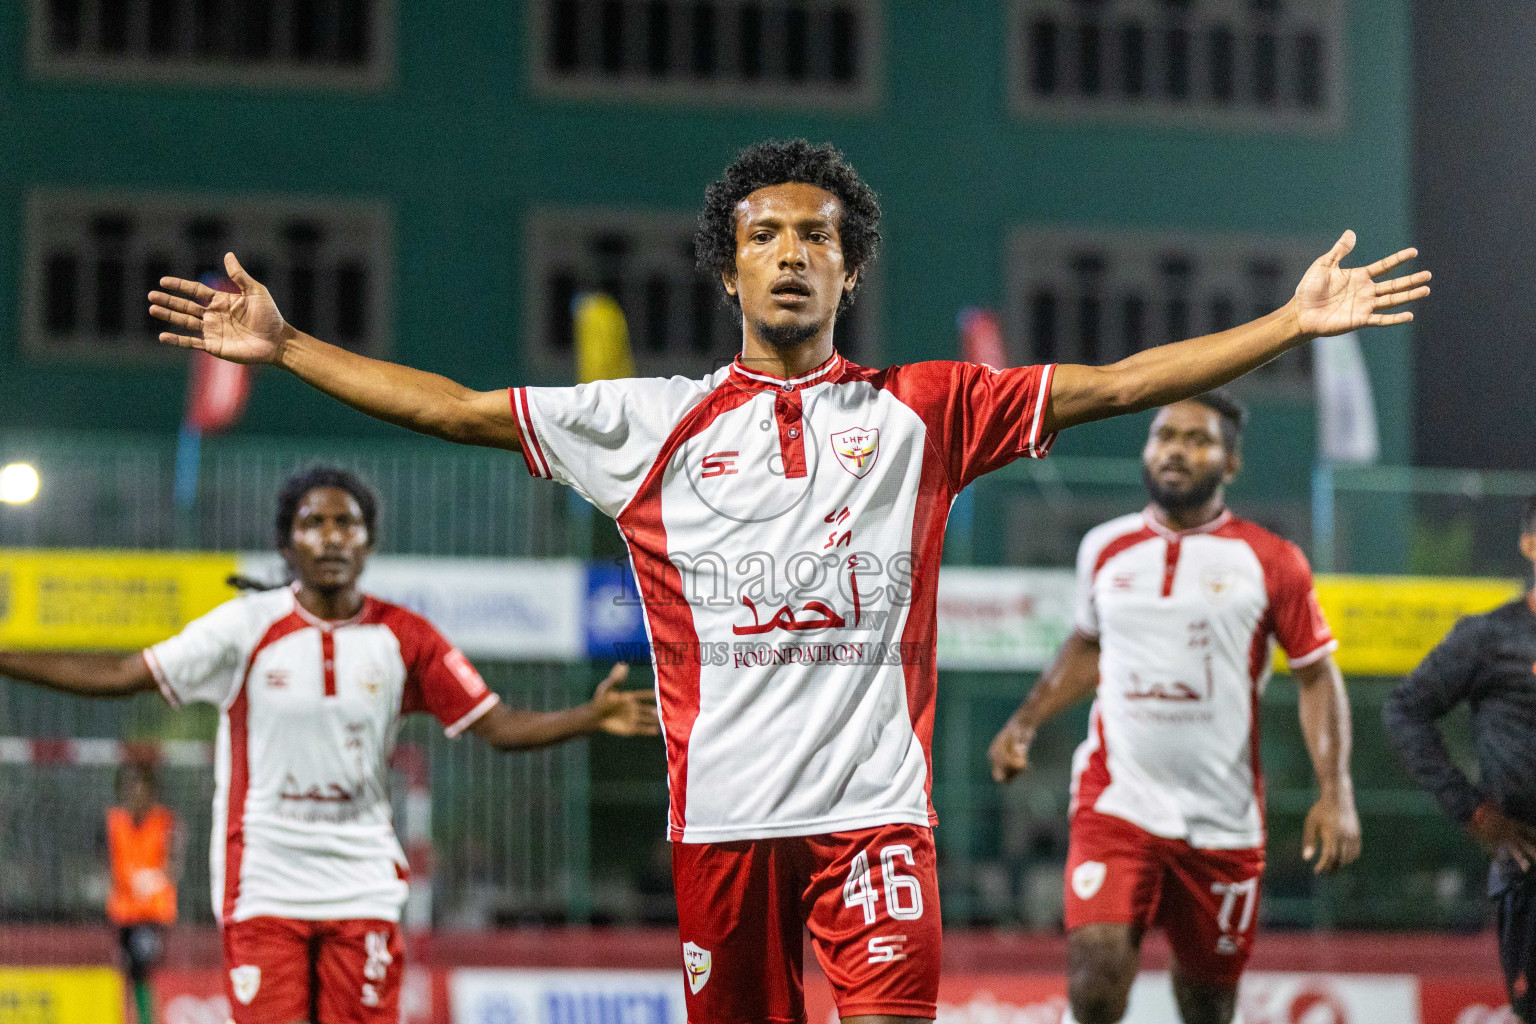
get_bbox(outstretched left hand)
[589,663,661,737]
[1302,793,1363,874]
[1291,230,1431,339]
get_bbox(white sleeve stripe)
[142,648,181,709]
[1287,639,1339,669]
[512,388,553,479]
[1023,363,1057,457]
[444,693,501,738]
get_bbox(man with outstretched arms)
[148,140,1423,1024]
[988,393,1361,1024]
[0,467,658,1024]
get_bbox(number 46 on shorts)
[843,844,925,924]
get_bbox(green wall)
[0,0,1413,467]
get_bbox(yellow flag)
[574,292,636,383]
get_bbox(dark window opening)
[549,273,578,351]
[1163,26,1189,100]
[1077,21,1102,96]
[552,0,581,70]
[1208,25,1234,102]
[1030,17,1059,95]
[1030,290,1059,363]
[691,2,716,76]
[1119,22,1145,97]
[645,276,670,352]
[738,4,763,79]
[600,0,626,73]
[1294,31,1323,108]
[1252,31,1278,105]
[45,255,78,335]
[785,5,809,81]
[646,1,672,76]
[829,6,857,82]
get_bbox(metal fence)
[0,431,571,556]
[0,662,588,930]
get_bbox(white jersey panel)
[662,382,932,840]
[515,373,719,518]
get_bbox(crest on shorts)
[682,941,712,994]
[230,965,261,1005]
[1072,860,1107,901]
[831,428,880,479]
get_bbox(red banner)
[1418,977,1516,1024]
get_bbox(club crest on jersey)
[1200,565,1239,605]
[682,941,712,993]
[1072,860,1107,900]
[230,965,261,1005]
[831,428,879,479]
[357,663,386,696]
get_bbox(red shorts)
[1065,810,1265,986]
[222,916,404,1024]
[673,821,941,1023]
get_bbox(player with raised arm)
[0,466,658,1024]
[988,392,1360,1024]
[147,140,1422,1024]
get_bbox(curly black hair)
[274,466,378,549]
[695,139,882,314]
[1188,388,1249,455]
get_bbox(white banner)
[236,554,585,661]
[449,968,686,1024]
[1127,971,1419,1024]
[935,567,1076,671]
[1314,330,1381,465]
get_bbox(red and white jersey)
[144,587,499,924]
[512,352,1056,842]
[1070,508,1337,848]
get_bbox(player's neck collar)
[289,582,372,629]
[729,351,845,392]
[1143,504,1232,539]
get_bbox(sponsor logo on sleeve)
[444,648,488,697]
[230,965,261,1005]
[682,942,712,994]
[1071,860,1107,900]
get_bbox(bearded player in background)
[990,392,1361,1024]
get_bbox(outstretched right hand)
[988,717,1036,784]
[149,252,290,365]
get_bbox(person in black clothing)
[1383,495,1536,1023]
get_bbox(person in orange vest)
[107,760,182,1024]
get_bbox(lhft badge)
[831,428,879,479]
[682,942,712,994]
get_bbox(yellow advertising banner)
[1287,575,1524,677]
[0,550,237,652]
[0,967,123,1024]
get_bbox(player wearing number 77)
[149,140,1419,1024]
[989,393,1360,1024]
